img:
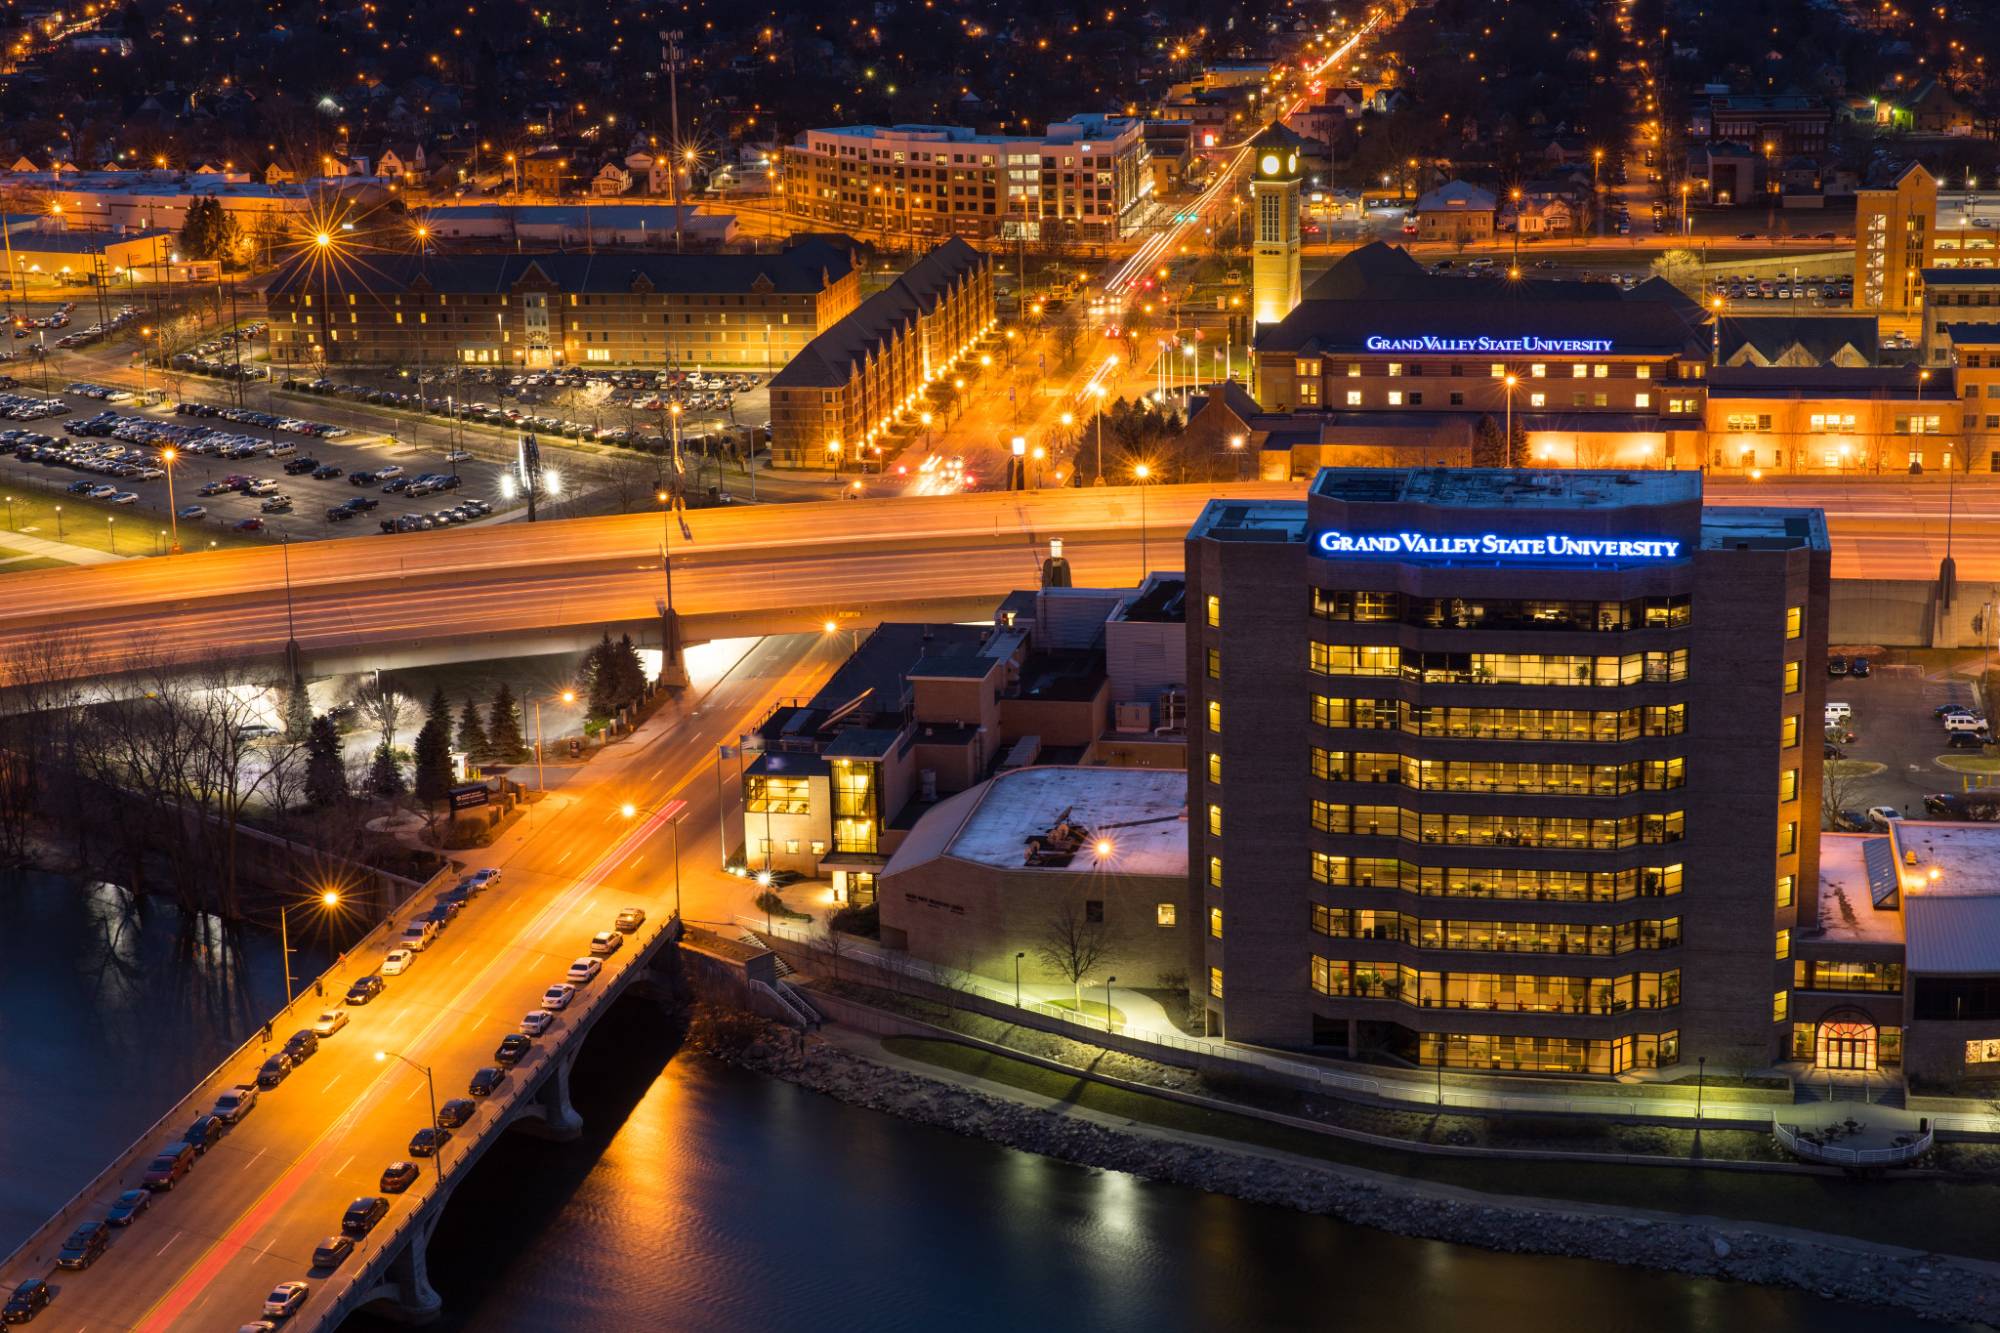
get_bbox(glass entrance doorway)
[1816,1020,1877,1070]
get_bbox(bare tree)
[817,915,850,982]
[1034,902,1117,1014]
[1822,763,1869,829]
[352,679,414,753]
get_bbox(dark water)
[0,874,1960,1332]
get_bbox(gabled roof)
[262,238,852,298]
[1717,315,1879,367]
[769,238,988,390]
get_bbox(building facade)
[767,238,994,470]
[263,239,859,371]
[1250,129,1304,328]
[780,116,1150,244]
[1702,366,1966,475]
[1185,468,1831,1077]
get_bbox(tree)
[584,632,621,719]
[282,678,312,742]
[456,697,490,763]
[1033,902,1118,1013]
[487,681,527,762]
[356,680,412,752]
[177,196,221,261]
[1472,414,1505,468]
[1648,248,1705,300]
[412,688,453,811]
[305,715,347,807]
[367,743,406,799]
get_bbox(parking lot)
[0,379,517,543]
[1824,655,1985,822]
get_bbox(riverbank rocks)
[689,1009,2000,1327]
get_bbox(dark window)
[1085,900,1105,923]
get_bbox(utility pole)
[662,30,685,253]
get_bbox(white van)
[1945,712,1989,734]
[1824,703,1853,725]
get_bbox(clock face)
[1261,153,1281,176]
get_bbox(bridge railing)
[0,864,456,1284]
[311,910,682,1330]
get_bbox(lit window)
[1784,661,1800,694]
[1209,907,1223,938]
[1776,874,1796,908]
[1206,595,1220,627]
[1634,393,1651,409]
[1571,364,1587,379]
[1776,929,1791,960]
[1530,362,1547,378]
[1779,768,1799,803]
[1157,903,1178,927]
[1207,647,1221,679]
[1208,751,1221,784]
[1529,392,1546,408]
[1773,990,1789,1022]
[1346,389,1363,406]
[1208,803,1222,836]
[1781,715,1799,749]
[1207,700,1221,733]
[1387,390,1403,406]
[1785,606,1802,639]
[1779,821,1798,855]
[1208,855,1222,888]
[1209,967,1224,998]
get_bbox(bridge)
[0,798,710,1331]
[0,479,1987,679]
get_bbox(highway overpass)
[0,479,1986,678]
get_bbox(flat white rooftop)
[1890,821,2000,975]
[1814,832,1904,945]
[946,766,1187,877]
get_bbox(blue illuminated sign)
[1363,335,1615,354]
[1314,530,1682,560]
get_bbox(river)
[0,873,1963,1332]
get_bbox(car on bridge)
[468,1066,509,1097]
[311,1009,349,1038]
[522,1008,555,1034]
[213,1083,259,1122]
[540,984,576,1012]
[263,1281,310,1319]
[566,957,602,984]
[494,1034,532,1066]
[105,1188,150,1227]
[345,974,387,1005]
[381,948,415,976]
[379,1161,420,1194]
[409,1126,453,1157]
[588,930,623,957]
[284,1030,319,1063]
[341,1196,389,1237]
[436,1098,477,1128]
[466,868,502,890]
[256,1051,295,1089]
[184,1113,228,1155]
[614,907,645,933]
[142,1142,194,1190]
[3,1279,51,1324]
[310,1236,354,1270]
[55,1221,109,1270]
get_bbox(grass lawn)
[1823,759,1885,779]
[1045,998,1128,1025]
[0,487,260,557]
[880,1036,2000,1257]
[1937,754,2000,774]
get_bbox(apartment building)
[780,115,1150,244]
[1184,468,1831,1076]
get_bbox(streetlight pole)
[1014,950,1025,1007]
[533,689,575,793]
[1104,974,1116,1032]
[162,447,181,552]
[1695,1054,1706,1125]
[281,891,341,1008]
[1503,373,1518,466]
[1133,463,1150,573]
[376,1050,443,1181]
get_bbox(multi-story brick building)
[766,238,994,470]
[263,238,860,371]
[1702,366,1964,475]
[1185,468,1830,1077]
[780,116,1150,244]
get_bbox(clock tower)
[1250,128,1304,328]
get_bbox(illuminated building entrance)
[1815,1017,1877,1071]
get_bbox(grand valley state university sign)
[1315,530,1684,560]
[1363,335,1616,354]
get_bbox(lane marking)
[154,1233,181,1258]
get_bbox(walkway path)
[0,527,126,566]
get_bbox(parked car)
[213,1083,258,1121]
[379,1161,419,1194]
[541,984,576,1012]
[263,1280,310,1319]
[1826,655,1848,677]
[521,1008,556,1034]
[614,907,646,933]
[176,504,207,521]
[3,1279,51,1324]
[468,1066,509,1097]
[436,1098,477,1128]
[256,1051,295,1088]
[312,1009,349,1038]
[345,974,386,1005]
[55,1221,109,1269]
[566,957,602,984]
[105,1188,151,1226]
[340,1196,389,1238]
[409,1126,453,1157]
[283,1030,319,1063]
[310,1235,354,1270]
[1950,732,1987,749]
[1849,657,1871,678]
[183,1113,227,1155]
[381,948,415,976]
[588,931,623,957]
[142,1142,195,1190]
[494,1033,532,1066]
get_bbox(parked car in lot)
[345,974,386,1005]
[213,1083,258,1121]
[55,1221,109,1269]
[379,1161,419,1194]
[341,1196,389,1237]
[1949,732,1987,749]
[106,1188,151,1226]
[176,504,207,521]
[311,1235,354,1270]
[283,1030,319,1063]
[1849,657,1871,678]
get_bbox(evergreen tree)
[1472,415,1505,469]
[488,681,527,761]
[614,633,646,706]
[456,696,489,762]
[413,688,453,808]
[282,678,312,742]
[305,715,347,807]
[368,743,406,798]
[584,631,619,719]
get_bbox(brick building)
[262,239,859,371]
[766,238,994,470]
[1185,468,1831,1077]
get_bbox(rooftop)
[1186,498,1309,543]
[1698,507,1829,552]
[1310,466,1701,510]
[941,766,1188,877]
[264,237,854,298]
[1812,834,1905,946]
[1889,821,2000,976]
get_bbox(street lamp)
[1091,383,1109,483]
[280,889,341,1007]
[533,689,576,792]
[375,1050,443,1181]
[620,800,686,918]
[161,446,181,552]
[1502,373,1519,465]
[52,505,61,541]
[1015,950,1026,1007]
[1104,974,1117,1032]
[1133,463,1152,573]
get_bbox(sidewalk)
[0,526,127,566]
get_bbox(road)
[0,478,1985,674]
[2,631,842,1331]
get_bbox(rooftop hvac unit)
[1114,700,1153,734]
[1158,687,1188,733]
